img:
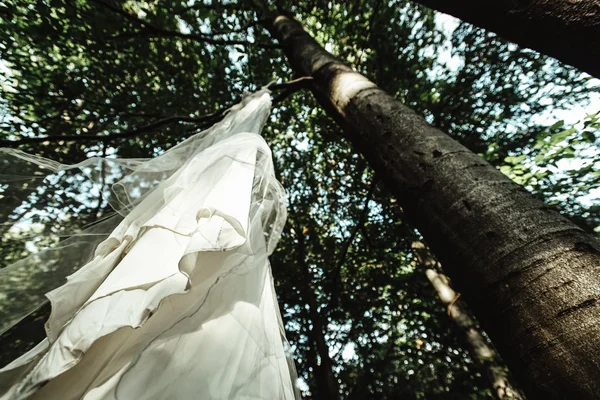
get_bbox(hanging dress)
[0,89,299,399]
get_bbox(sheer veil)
[0,89,299,399]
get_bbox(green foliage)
[498,112,600,234]
[0,0,598,398]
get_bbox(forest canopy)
[0,1,599,399]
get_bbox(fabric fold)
[0,90,298,400]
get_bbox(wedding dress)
[0,89,298,399]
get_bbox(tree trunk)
[296,224,339,400]
[413,241,524,400]
[411,0,600,78]
[266,15,600,399]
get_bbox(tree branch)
[269,76,314,104]
[326,178,378,312]
[92,0,280,48]
[267,76,314,91]
[0,77,311,148]
[89,0,151,29]
[112,30,282,48]
[292,215,340,399]
[0,112,223,148]
[0,76,312,147]
[179,2,241,13]
[209,19,263,36]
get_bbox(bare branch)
[326,178,378,312]
[209,19,263,36]
[268,76,313,91]
[112,30,281,48]
[92,0,280,48]
[89,0,153,28]
[269,76,314,104]
[0,112,223,148]
[1,76,312,148]
[179,2,242,13]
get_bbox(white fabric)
[0,90,298,399]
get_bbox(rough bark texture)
[413,242,525,400]
[267,15,600,400]
[412,0,600,78]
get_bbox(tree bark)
[411,0,600,78]
[267,15,600,399]
[413,242,525,400]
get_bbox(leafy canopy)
[0,1,598,398]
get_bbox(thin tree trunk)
[296,223,339,400]
[266,15,600,399]
[411,0,600,78]
[413,241,524,400]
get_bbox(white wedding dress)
[0,90,298,399]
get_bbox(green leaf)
[548,127,575,146]
[504,154,527,165]
[582,130,596,143]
